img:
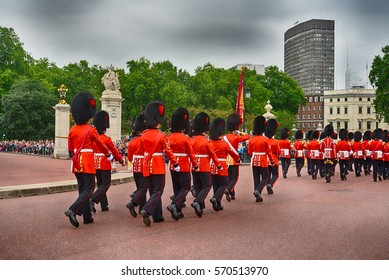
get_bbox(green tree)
[369,45,389,124]
[1,80,57,140]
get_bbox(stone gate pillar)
[53,103,70,159]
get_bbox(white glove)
[173,164,180,172]
[107,154,114,161]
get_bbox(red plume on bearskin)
[70,92,97,125]
[252,116,267,135]
[144,101,165,128]
[193,112,210,135]
[93,110,110,134]
[209,117,226,140]
[171,107,190,133]
[280,128,290,140]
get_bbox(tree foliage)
[369,45,389,124]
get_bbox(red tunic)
[336,140,351,160]
[141,128,177,175]
[94,134,123,170]
[370,139,383,160]
[224,133,250,165]
[210,139,241,176]
[307,140,321,160]
[352,141,365,159]
[267,137,281,165]
[320,137,336,159]
[383,142,389,161]
[363,140,372,158]
[68,124,109,174]
[279,139,293,159]
[127,135,144,173]
[293,140,306,158]
[248,135,273,167]
[190,134,221,172]
[168,132,197,172]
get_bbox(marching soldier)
[370,128,384,182]
[307,130,321,180]
[352,131,365,177]
[320,124,336,183]
[279,128,293,179]
[190,112,221,217]
[65,92,110,228]
[362,130,372,176]
[382,130,389,180]
[265,119,280,194]
[209,117,240,211]
[90,110,125,213]
[336,129,351,181]
[293,130,305,177]
[224,113,250,201]
[166,108,198,220]
[248,116,274,202]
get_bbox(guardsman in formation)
[320,124,336,183]
[347,131,355,172]
[265,119,280,194]
[278,128,293,179]
[318,131,327,178]
[126,112,147,215]
[90,110,125,213]
[293,130,305,177]
[382,130,389,180]
[223,113,250,201]
[128,101,179,227]
[65,92,110,228]
[336,129,351,181]
[209,117,241,211]
[362,130,372,175]
[352,131,365,177]
[370,128,384,182]
[307,130,321,180]
[190,112,221,217]
[248,116,274,202]
[305,130,314,176]
[166,108,198,220]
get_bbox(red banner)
[235,68,245,124]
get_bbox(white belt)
[324,148,332,151]
[252,152,265,155]
[195,154,209,158]
[173,153,188,157]
[144,152,163,156]
[74,148,93,153]
[133,155,144,159]
[94,153,105,156]
[218,158,226,162]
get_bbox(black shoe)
[210,197,219,211]
[218,201,224,211]
[177,211,184,219]
[126,201,137,217]
[283,172,287,179]
[170,195,174,201]
[89,199,96,213]
[297,171,301,177]
[191,202,203,217]
[266,184,273,195]
[230,193,235,200]
[140,210,151,226]
[153,217,165,223]
[190,187,197,198]
[225,190,231,202]
[374,179,377,182]
[378,176,382,181]
[167,204,180,221]
[101,206,109,212]
[325,174,331,183]
[64,210,79,228]
[83,217,94,224]
[253,191,263,202]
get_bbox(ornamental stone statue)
[101,65,120,91]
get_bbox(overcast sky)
[1,0,388,89]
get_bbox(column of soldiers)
[64,93,389,228]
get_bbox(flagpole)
[235,67,245,131]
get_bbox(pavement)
[1,152,389,261]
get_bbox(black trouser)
[192,171,211,209]
[133,172,146,211]
[383,161,389,180]
[354,158,364,176]
[295,158,305,174]
[323,158,335,178]
[348,156,354,171]
[311,159,320,177]
[142,175,164,221]
[70,173,95,220]
[252,166,269,194]
[170,171,191,211]
[211,175,228,202]
[364,158,372,174]
[267,164,279,187]
[226,165,239,195]
[92,169,111,210]
[372,160,383,181]
[280,158,291,175]
[339,159,349,178]
[307,158,312,175]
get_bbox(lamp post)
[243,87,250,133]
[57,84,68,104]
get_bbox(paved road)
[0,152,389,260]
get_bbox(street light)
[57,84,68,104]
[243,87,250,133]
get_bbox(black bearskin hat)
[372,128,383,140]
[363,130,372,141]
[324,124,334,137]
[294,130,303,140]
[306,130,314,141]
[265,119,279,138]
[353,131,362,142]
[348,131,354,141]
[383,130,389,143]
[280,128,290,140]
[252,116,267,135]
[171,107,190,133]
[331,132,338,140]
[144,101,165,128]
[133,112,146,132]
[226,113,241,132]
[319,131,326,140]
[339,129,348,141]
[209,117,226,140]
[93,110,110,134]
[193,112,210,135]
[70,92,96,125]
[312,130,320,140]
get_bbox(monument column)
[53,84,70,159]
[100,65,122,143]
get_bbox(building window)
[303,115,306,119]
[308,106,311,111]
[358,121,362,130]
[308,115,311,119]
[367,107,371,114]
[359,98,362,102]
[330,98,333,102]
[367,98,371,102]
[319,106,322,110]
[344,122,348,130]
[320,96,324,102]
[337,98,340,102]
[313,114,317,119]
[298,115,300,119]
[337,122,341,130]
[314,96,318,102]
[345,98,348,102]
[313,106,316,111]
[359,107,362,114]
[309,97,313,102]
[303,107,306,111]
[367,121,371,130]
[329,108,333,115]
[344,107,348,114]
[337,107,340,114]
